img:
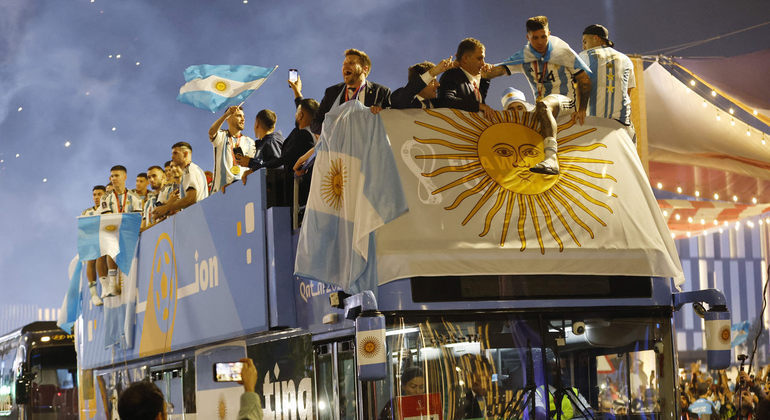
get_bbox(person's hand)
[234,154,250,167]
[739,370,751,385]
[241,169,253,185]
[430,57,454,77]
[370,105,382,114]
[294,154,310,176]
[289,75,302,97]
[571,108,586,125]
[480,63,495,79]
[153,204,168,218]
[239,358,257,393]
[479,103,496,121]
[224,105,240,118]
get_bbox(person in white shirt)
[579,24,636,140]
[154,142,208,219]
[485,16,592,175]
[96,165,143,299]
[208,106,257,193]
[81,185,106,306]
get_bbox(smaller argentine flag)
[77,213,141,274]
[177,64,278,112]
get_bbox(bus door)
[151,363,187,420]
[315,339,358,420]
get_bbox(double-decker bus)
[70,109,730,420]
[0,321,77,420]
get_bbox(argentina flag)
[295,101,408,294]
[103,243,139,348]
[77,213,141,274]
[177,64,277,112]
[56,255,83,333]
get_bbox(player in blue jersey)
[579,24,636,140]
[484,16,592,175]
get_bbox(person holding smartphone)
[237,358,264,420]
[208,106,257,193]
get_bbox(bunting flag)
[658,199,770,238]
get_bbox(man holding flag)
[208,105,257,193]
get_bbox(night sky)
[1,0,768,309]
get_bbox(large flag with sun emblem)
[377,109,684,285]
[177,64,277,113]
[295,101,408,293]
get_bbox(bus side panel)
[78,176,271,369]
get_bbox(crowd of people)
[678,361,770,419]
[80,15,635,308]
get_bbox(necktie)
[472,81,482,102]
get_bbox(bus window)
[28,345,78,419]
[337,340,357,420]
[379,314,674,420]
[0,345,13,414]
[315,343,337,420]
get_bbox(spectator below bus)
[153,142,208,219]
[97,165,143,298]
[390,58,454,109]
[252,109,284,167]
[117,381,166,420]
[437,38,495,120]
[237,357,264,420]
[378,367,425,420]
[208,106,257,193]
[81,185,106,306]
[295,48,391,135]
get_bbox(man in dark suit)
[295,48,390,135]
[437,38,496,120]
[240,98,319,207]
[391,58,454,109]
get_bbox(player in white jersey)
[154,142,209,219]
[81,185,106,305]
[485,16,592,175]
[141,165,166,230]
[208,106,257,193]
[96,165,143,298]
[579,24,636,133]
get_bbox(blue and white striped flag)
[56,255,82,333]
[295,101,408,294]
[77,213,141,274]
[177,64,277,112]
[103,243,139,348]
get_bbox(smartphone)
[288,69,299,83]
[233,146,244,157]
[213,362,244,382]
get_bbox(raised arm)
[209,106,238,140]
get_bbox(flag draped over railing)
[294,101,408,293]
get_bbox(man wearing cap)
[484,16,592,175]
[501,87,536,113]
[579,24,636,141]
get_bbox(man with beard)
[208,106,257,192]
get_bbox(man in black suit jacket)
[295,48,391,135]
[438,38,496,120]
[240,98,319,207]
[391,58,454,109]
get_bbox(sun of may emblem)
[359,334,383,359]
[413,109,617,253]
[321,158,347,210]
[213,79,228,92]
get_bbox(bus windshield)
[28,345,78,419]
[377,312,676,420]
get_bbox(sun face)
[321,158,347,210]
[214,80,228,92]
[412,109,617,253]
